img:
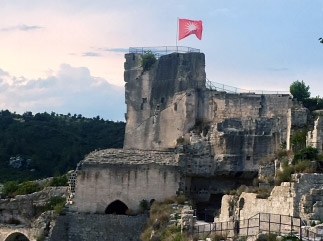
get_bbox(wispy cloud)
[0,68,9,76]
[102,48,129,53]
[0,24,43,32]
[82,52,101,57]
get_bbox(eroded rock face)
[0,187,67,226]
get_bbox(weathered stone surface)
[124,52,205,151]
[216,173,323,223]
[70,149,182,213]
[0,187,67,226]
[307,112,323,154]
[123,52,295,176]
[49,212,147,241]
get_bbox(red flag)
[178,18,203,40]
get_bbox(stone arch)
[105,200,128,215]
[5,232,30,241]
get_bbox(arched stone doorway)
[5,232,30,241]
[105,200,128,215]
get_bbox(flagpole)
[176,17,178,53]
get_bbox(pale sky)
[1,0,323,121]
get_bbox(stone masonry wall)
[49,212,147,241]
[216,173,323,223]
[70,149,181,213]
[203,92,292,173]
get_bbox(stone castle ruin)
[68,47,323,223]
[2,47,323,241]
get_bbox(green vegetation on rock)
[141,50,157,72]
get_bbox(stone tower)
[123,52,206,150]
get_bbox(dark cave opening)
[105,200,129,215]
[5,232,29,241]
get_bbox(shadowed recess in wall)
[5,232,29,241]
[105,200,128,215]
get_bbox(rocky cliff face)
[0,187,67,226]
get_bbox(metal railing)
[129,46,200,58]
[206,79,290,95]
[193,213,323,240]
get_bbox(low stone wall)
[49,212,147,241]
[216,174,323,224]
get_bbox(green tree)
[290,80,310,102]
[141,50,157,71]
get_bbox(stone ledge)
[83,148,179,166]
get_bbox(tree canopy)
[289,80,310,102]
[0,110,125,182]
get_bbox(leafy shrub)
[141,50,157,71]
[163,195,186,205]
[209,232,228,241]
[277,149,288,159]
[275,164,294,186]
[2,180,19,197]
[256,186,273,199]
[236,185,248,196]
[36,234,45,241]
[257,233,277,241]
[43,196,66,214]
[294,146,318,162]
[140,196,189,241]
[15,181,42,195]
[47,175,68,187]
[281,233,300,241]
[291,129,307,152]
[303,97,323,111]
[139,199,148,212]
[294,159,315,173]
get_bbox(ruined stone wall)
[0,187,67,226]
[216,173,323,223]
[49,212,147,241]
[216,183,295,223]
[123,52,294,175]
[293,173,323,220]
[307,110,323,154]
[70,149,181,213]
[240,183,295,219]
[202,92,292,173]
[286,107,309,151]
